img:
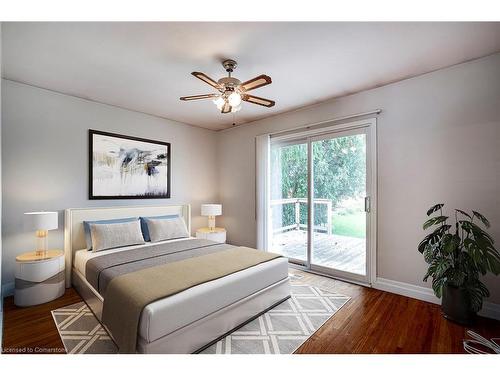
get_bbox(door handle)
[364,196,371,213]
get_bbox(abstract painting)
[89,130,170,199]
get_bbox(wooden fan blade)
[180,94,218,101]
[239,74,272,92]
[221,101,232,113]
[191,72,222,90]
[242,94,275,108]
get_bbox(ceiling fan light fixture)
[182,59,274,114]
[228,92,242,107]
[213,96,226,110]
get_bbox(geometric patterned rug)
[51,277,350,354]
[199,283,350,354]
[51,303,117,354]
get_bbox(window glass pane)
[269,142,308,262]
[312,134,367,275]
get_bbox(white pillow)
[90,220,145,252]
[146,217,189,243]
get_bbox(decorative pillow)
[89,220,145,252]
[83,217,138,250]
[146,217,189,243]
[140,215,180,242]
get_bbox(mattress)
[74,240,289,344]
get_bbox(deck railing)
[270,198,332,235]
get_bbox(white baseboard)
[373,277,440,304]
[373,277,500,321]
[1,281,14,298]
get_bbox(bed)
[64,204,290,353]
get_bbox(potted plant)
[418,204,500,324]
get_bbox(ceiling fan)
[180,59,275,114]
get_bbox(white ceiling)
[3,22,500,131]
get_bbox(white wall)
[217,53,500,304]
[1,79,219,289]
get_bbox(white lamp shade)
[24,211,58,231]
[201,204,222,216]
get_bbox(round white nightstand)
[14,250,65,307]
[196,227,227,243]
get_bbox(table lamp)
[24,211,58,256]
[201,204,222,231]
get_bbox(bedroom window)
[261,118,377,285]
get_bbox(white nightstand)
[196,227,227,243]
[14,250,65,307]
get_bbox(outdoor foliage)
[418,204,500,312]
[332,212,366,238]
[270,136,366,229]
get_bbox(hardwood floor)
[291,269,500,353]
[2,288,81,354]
[2,269,499,354]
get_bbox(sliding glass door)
[268,120,375,284]
[311,130,368,280]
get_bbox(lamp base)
[35,230,49,257]
[35,250,48,257]
[208,216,216,232]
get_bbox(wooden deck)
[271,229,366,274]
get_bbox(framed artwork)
[89,129,171,199]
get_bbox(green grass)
[332,212,366,238]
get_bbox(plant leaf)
[418,225,451,253]
[447,270,466,286]
[486,252,500,275]
[455,209,472,219]
[443,234,460,254]
[423,245,434,264]
[472,211,490,228]
[432,277,446,298]
[460,221,494,244]
[423,216,448,230]
[465,280,490,312]
[469,222,495,244]
[427,203,444,216]
[435,258,452,278]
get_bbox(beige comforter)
[101,246,282,353]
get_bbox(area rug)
[51,278,350,354]
[51,303,117,354]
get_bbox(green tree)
[271,135,366,228]
[313,136,366,203]
[270,143,308,200]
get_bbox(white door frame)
[270,118,377,286]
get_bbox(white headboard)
[64,204,191,287]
